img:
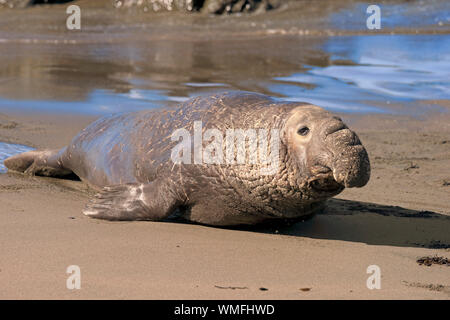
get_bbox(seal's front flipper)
[83,181,180,221]
[4,148,73,178]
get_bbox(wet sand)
[0,105,449,299]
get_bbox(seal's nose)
[323,119,347,137]
[314,118,370,188]
[328,133,370,188]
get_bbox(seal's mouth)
[309,166,344,194]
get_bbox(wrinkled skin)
[5,92,370,226]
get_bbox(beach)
[0,0,449,299]
[0,104,449,299]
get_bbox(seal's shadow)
[14,172,449,249]
[231,199,450,249]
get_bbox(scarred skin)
[4,92,370,226]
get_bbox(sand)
[0,104,449,300]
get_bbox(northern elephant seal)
[5,92,370,226]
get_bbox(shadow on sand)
[5,172,449,249]
[233,199,450,249]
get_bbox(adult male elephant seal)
[5,92,370,226]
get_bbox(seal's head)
[284,104,370,196]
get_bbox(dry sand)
[0,105,449,299]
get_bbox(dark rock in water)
[0,0,74,8]
[203,0,280,14]
[112,0,204,12]
[113,0,280,13]
[2,0,280,13]
[29,0,74,4]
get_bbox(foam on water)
[0,142,34,173]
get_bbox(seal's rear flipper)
[4,149,73,178]
[4,150,37,172]
[83,181,180,221]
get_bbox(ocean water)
[0,142,34,173]
[272,35,450,113]
[0,33,448,115]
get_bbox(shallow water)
[273,35,450,113]
[0,34,448,115]
[0,142,34,173]
[0,1,448,116]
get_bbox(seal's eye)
[297,126,310,136]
